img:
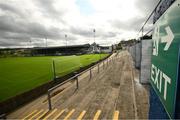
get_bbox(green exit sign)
[151,0,180,118]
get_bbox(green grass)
[0,54,108,102]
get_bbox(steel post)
[98,63,100,73]
[47,91,52,110]
[90,68,92,79]
[76,76,79,89]
[52,60,56,80]
[103,61,104,69]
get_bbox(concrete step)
[22,109,119,120]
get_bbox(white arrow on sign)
[161,26,174,51]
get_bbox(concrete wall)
[140,39,152,84]
[135,43,141,69]
[129,45,136,62]
[128,43,141,69]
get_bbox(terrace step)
[22,109,120,120]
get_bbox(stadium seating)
[22,108,120,120]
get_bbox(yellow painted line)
[22,109,37,120]
[64,109,75,120]
[28,109,44,119]
[77,110,86,120]
[113,111,119,120]
[93,110,101,120]
[43,109,57,120]
[53,109,65,120]
[36,109,48,120]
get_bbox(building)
[32,44,91,56]
[100,46,112,53]
[0,43,113,57]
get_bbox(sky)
[0,0,159,48]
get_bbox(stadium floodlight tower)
[93,29,96,52]
[45,36,47,48]
[45,36,48,55]
[93,29,95,43]
[65,34,67,47]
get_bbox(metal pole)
[65,34,67,47]
[90,68,92,79]
[98,63,100,73]
[45,37,47,55]
[137,0,161,36]
[142,27,144,39]
[52,60,56,80]
[94,31,95,43]
[0,114,6,119]
[47,91,52,110]
[76,76,79,89]
[46,37,47,48]
[103,61,104,69]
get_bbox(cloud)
[111,17,145,32]
[0,3,23,17]
[0,0,159,48]
[0,15,64,38]
[0,14,67,48]
[33,0,65,23]
[135,0,159,16]
[70,26,92,37]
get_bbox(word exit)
[151,64,171,100]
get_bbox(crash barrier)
[47,55,118,110]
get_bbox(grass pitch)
[0,54,108,102]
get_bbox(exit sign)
[151,0,180,118]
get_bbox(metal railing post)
[0,114,6,119]
[98,63,100,73]
[90,68,92,79]
[47,91,52,110]
[103,61,104,69]
[52,60,56,80]
[76,76,79,89]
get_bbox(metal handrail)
[47,56,113,110]
[0,114,6,119]
[144,29,153,36]
[138,0,162,37]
